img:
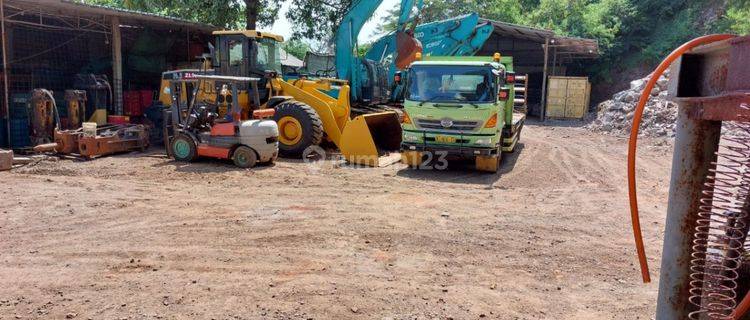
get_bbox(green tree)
[282,39,311,59]
[285,0,353,41]
[86,0,280,29]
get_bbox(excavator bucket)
[395,31,423,69]
[339,112,402,167]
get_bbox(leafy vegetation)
[87,0,279,29]
[88,0,748,79]
[282,39,311,59]
[375,0,745,78]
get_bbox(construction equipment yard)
[0,123,672,319]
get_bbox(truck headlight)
[404,134,420,142]
[475,138,492,145]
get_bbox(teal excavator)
[334,0,424,106]
[330,0,494,105]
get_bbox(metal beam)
[111,15,122,115]
[1,0,10,148]
[540,38,550,122]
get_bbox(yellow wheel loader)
[159,30,401,167]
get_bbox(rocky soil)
[0,123,673,319]
[586,70,676,138]
[587,70,749,139]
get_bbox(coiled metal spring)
[688,121,750,320]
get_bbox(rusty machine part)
[625,35,750,319]
[53,129,81,154]
[687,122,750,319]
[53,124,149,159]
[29,89,60,146]
[64,90,87,130]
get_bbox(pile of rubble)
[587,70,750,139]
[586,70,676,138]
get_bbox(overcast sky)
[268,0,400,44]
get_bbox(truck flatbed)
[502,112,526,152]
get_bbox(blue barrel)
[9,118,30,148]
[10,93,30,119]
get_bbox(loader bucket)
[339,112,402,167]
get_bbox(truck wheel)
[233,146,258,168]
[172,134,196,162]
[273,101,324,158]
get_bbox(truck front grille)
[415,118,480,132]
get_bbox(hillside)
[376,0,743,103]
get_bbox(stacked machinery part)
[74,74,112,119]
[29,89,59,146]
[54,124,149,159]
[64,90,87,130]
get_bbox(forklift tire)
[232,146,258,168]
[273,101,324,158]
[172,134,197,162]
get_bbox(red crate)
[123,91,141,116]
[139,90,153,110]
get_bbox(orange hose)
[732,296,750,320]
[627,34,736,284]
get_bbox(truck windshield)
[254,38,282,73]
[407,65,495,103]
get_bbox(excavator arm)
[334,0,423,105]
[365,13,494,100]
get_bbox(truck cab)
[400,54,525,172]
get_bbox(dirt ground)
[0,122,674,319]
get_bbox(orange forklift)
[163,74,279,168]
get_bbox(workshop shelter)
[477,19,599,119]
[0,0,219,148]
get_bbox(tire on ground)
[232,146,258,168]
[172,134,197,162]
[272,101,324,158]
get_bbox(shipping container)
[546,76,591,119]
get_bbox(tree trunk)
[245,0,259,30]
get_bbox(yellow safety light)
[493,52,501,62]
[415,52,422,60]
[484,113,498,128]
[402,111,412,124]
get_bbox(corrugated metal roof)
[480,18,599,58]
[9,0,219,32]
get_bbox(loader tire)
[273,101,324,158]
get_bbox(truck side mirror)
[394,71,403,85]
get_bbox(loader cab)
[212,30,284,100]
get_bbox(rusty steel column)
[655,104,721,319]
[652,35,750,319]
[111,16,123,116]
[1,0,10,148]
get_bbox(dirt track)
[0,122,674,319]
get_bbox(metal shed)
[477,19,599,120]
[0,0,220,148]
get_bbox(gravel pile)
[586,70,676,137]
[587,70,749,139]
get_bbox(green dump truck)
[399,54,525,173]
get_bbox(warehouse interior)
[477,19,599,119]
[0,0,217,148]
